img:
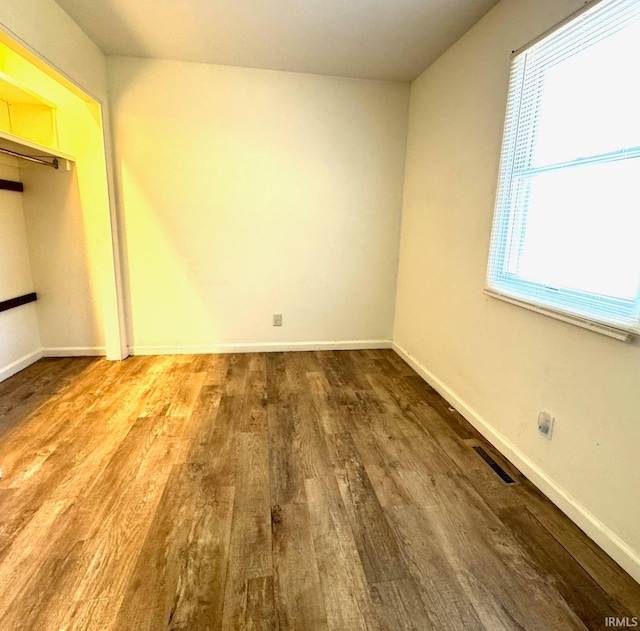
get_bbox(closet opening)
[0,32,125,385]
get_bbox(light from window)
[486,0,640,336]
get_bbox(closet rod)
[0,292,37,314]
[0,146,59,169]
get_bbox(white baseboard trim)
[392,341,640,584]
[42,347,107,357]
[0,350,43,384]
[130,339,392,356]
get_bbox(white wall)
[108,57,410,352]
[0,160,41,380]
[394,0,640,581]
[21,164,104,354]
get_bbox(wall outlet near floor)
[273,313,283,327]
[537,411,555,440]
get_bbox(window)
[486,0,640,340]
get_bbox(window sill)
[484,288,635,342]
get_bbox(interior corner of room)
[0,0,638,617]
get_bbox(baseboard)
[392,342,640,584]
[41,347,107,357]
[130,339,393,356]
[0,349,43,383]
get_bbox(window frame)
[485,0,640,341]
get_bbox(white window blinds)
[486,0,640,337]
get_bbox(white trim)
[484,289,635,342]
[511,0,605,57]
[130,339,392,356]
[0,349,43,383]
[41,347,107,357]
[392,341,640,584]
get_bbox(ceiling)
[54,0,500,82]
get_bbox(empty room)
[0,0,639,629]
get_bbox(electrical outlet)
[537,411,555,440]
[273,313,282,327]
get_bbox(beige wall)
[394,0,640,581]
[21,165,104,353]
[108,57,409,352]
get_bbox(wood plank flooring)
[0,350,638,630]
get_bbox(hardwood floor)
[0,350,638,630]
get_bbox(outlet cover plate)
[537,411,555,440]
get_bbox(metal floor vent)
[472,446,515,484]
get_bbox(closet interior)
[0,37,122,384]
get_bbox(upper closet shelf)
[0,128,74,169]
[0,70,74,167]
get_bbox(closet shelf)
[0,128,74,167]
[0,70,61,151]
[0,71,56,108]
